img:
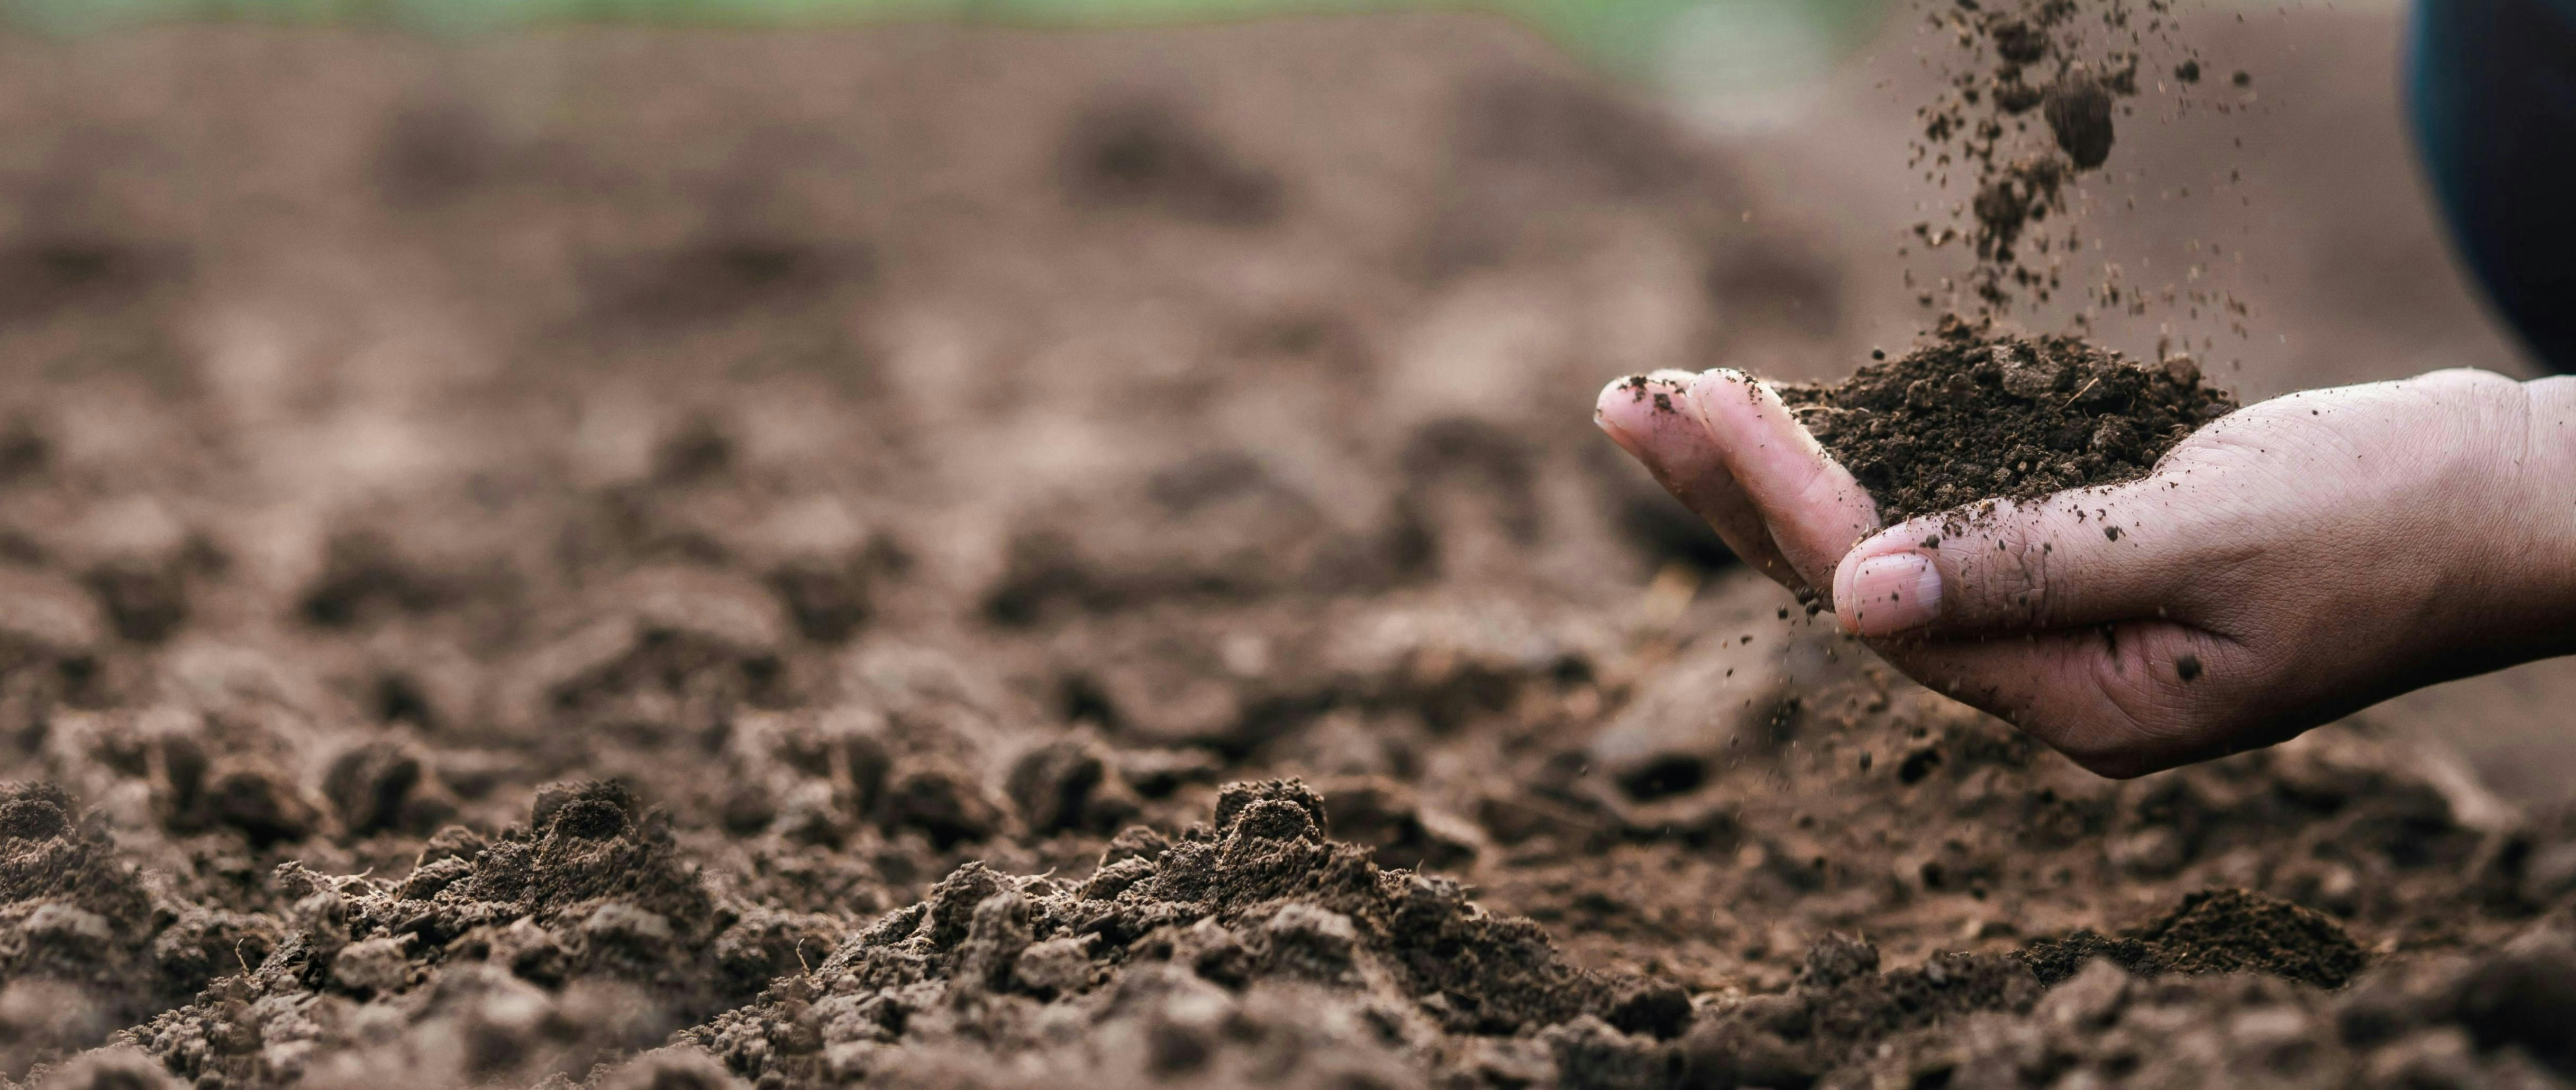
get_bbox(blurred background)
[2,0,2571,816]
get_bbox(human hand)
[1598,365,2576,777]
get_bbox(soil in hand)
[1780,314,2236,522]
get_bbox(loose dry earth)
[0,16,2572,1090]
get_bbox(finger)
[1595,372,1799,583]
[1682,369,1880,591]
[1830,483,2203,638]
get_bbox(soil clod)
[1781,316,2236,521]
[2022,888,2370,988]
[2043,76,2117,169]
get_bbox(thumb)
[1830,489,2192,638]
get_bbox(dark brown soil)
[2021,888,2370,988]
[0,17,2566,1090]
[1781,315,2237,521]
[2043,75,2118,169]
[1847,917,2576,1088]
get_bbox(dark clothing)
[2410,0,2576,372]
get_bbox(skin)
[1597,365,2576,778]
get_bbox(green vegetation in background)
[0,0,1894,74]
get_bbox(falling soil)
[2043,75,2118,169]
[1780,315,2236,521]
[1906,0,2221,309]
[0,18,2570,1090]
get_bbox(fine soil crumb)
[1780,315,2235,521]
[1966,155,2069,273]
[2020,888,2370,988]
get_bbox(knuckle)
[1947,514,2071,626]
[2414,366,2515,392]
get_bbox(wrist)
[2478,375,2576,661]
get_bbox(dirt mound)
[2,780,276,1069]
[2022,887,2368,988]
[682,778,1695,1086]
[1848,917,2576,1089]
[103,781,839,1087]
[1781,315,2236,521]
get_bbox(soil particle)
[1989,17,2052,63]
[1966,157,2069,269]
[2447,925,2576,1072]
[1586,627,1799,801]
[2043,75,2117,169]
[1780,315,2236,520]
[1003,736,1140,837]
[319,740,454,838]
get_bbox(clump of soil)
[2020,888,2369,988]
[1780,315,2235,521]
[1964,155,2069,276]
[2043,75,2118,169]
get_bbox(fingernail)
[1593,378,1656,463]
[1597,373,1703,473]
[1840,551,1941,635]
[1678,367,1743,406]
